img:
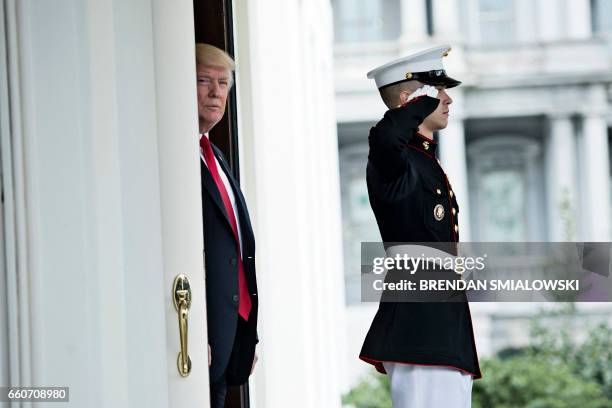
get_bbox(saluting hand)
[406,84,439,102]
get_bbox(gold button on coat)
[450,190,454,198]
[452,208,457,216]
[434,204,445,221]
[454,224,458,233]
[436,188,442,195]
[422,141,429,150]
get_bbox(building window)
[332,0,401,43]
[467,135,546,241]
[478,0,515,45]
[592,0,612,33]
[478,168,526,240]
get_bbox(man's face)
[197,64,231,133]
[422,86,453,131]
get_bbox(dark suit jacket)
[201,142,259,385]
[359,96,482,378]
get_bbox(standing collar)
[408,132,437,155]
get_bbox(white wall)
[1,0,208,406]
[234,0,347,406]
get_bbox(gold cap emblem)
[434,204,445,221]
[405,72,413,79]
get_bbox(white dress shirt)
[200,133,243,250]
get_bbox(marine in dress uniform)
[359,45,481,408]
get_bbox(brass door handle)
[173,274,192,377]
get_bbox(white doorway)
[0,0,210,406]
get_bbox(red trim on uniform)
[359,355,481,379]
[360,355,387,374]
[414,131,438,145]
[421,156,479,375]
[438,169,458,243]
[405,143,434,159]
[405,142,458,248]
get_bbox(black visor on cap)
[379,69,462,90]
[410,69,461,88]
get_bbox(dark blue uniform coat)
[359,96,482,378]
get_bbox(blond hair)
[195,43,235,71]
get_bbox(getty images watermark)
[361,242,612,302]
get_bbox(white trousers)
[383,363,473,408]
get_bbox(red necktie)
[200,136,252,321]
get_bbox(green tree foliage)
[342,370,391,408]
[472,357,611,408]
[343,305,612,408]
[527,304,612,400]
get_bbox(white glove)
[406,84,439,102]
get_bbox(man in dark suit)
[359,45,481,407]
[196,43,258,408]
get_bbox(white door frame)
[0,0,34,398]
[151,0,211,405]
[0,0,210,406]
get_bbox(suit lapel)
[200,158,234,231]
[211,145,255,247]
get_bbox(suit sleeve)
[368,96,440,180]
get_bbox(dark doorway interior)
[193,0,248,407]
[194,0,240,180]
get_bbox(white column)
[580,113,611,241]
[537,0,562,42]
[432,0,461,41]
[439,121,471,241]
[236,0,346,407]
[515,0,538,44]
[431,0,465,75]
[400,0,428,43]
[439,90,471,241]
[566,0,592,40]
[546,114,578,241]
